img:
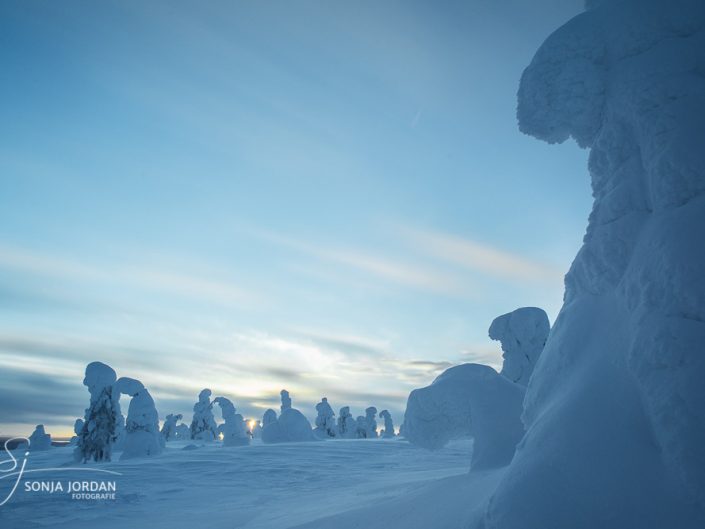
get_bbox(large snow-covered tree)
[190,388,219,442]
[75,362,120,463]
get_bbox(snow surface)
[1,439,479,529]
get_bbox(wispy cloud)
[394,225,563,284]
[0,244,263,309]
[240,227,476,297]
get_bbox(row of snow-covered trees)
[29,362,398,462]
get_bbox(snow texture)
[74,361,120,463]
[160,413,183,442]
[190,388,219,442]
[337,406,357,439]
[403,364,525,470]
[379,410,395,438]
[488,307,550,385]
[314,397,337,438]
[117,376,163,460]
[214,396,250,447]
[262,390,314,443]
[485,1,705,527]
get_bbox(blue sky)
[0,0,588,436]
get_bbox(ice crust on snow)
[489,307,550,386]
[484,1,705,527]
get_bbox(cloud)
[0,243,263,309]
[240,227,476,297]
[394,225,563,284]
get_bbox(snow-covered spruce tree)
[214,396,250,447]
[190,388,218,442]
[75,361,120,463]
[262,390,314,443]
[314,397,337,438]
[250,420,262,439]
[175,423,191,440]
[160,413,183,442]
[355,416,368,438]
[483,1,705,527]
[364,407,378,438]
[24,425,52,451]
[489,307,550,386]
[379,410,395,438]
[337,406,356,439]
[117,377,163,460]
[69,419,84,446]
[262,408,277,428]
[280,389,292,412]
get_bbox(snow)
[24,424,51,451]
[160,414,183,442]
[214,397,250,447]
[190,389,218,442]
[337,406,356,439]
[1,439,477,529]
[313,397,337,438]
[483,0,705,526]
[117,377,163,461]
[403,363,525,470]
[262,391,314,443]
[379,410,395,438]
[488,307,550,385]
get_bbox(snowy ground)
[1,438,500,529]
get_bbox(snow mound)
[403,364,524,470]
[489,307,550,385]
[484,1,705,526]
[262,390,314,443]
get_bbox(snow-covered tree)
[175,423,190,440]
[190,388,218,441]
[214,396,250,447]
[25,424,51,451]
[75,361,120,463]
[364,407,378,438]
[355,416,368,438]
[280,389,292,412]
[160,413,183,442]
[379,410,395,438]
[314,397,336,438]
[262,409,277,428]
[489,307,550,386]
[403,364,524,469]
[484,1,705,526]
[69,419,84,446]
[262,390,314,443]
[117,377,163,460]
[337,406,356,438]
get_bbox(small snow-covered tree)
[314,397,336,438]
[356,416,368,438]
[337,406,356,438]
[175,423,191,440]
[160,413,183,442]
[70,419,84,446]
[364,407,378,438]
[25,425,52,451]
[250,420,262,439]
[263,408,277,428]
[190,388,218,441]
[117,377,163,460]
[75,361,120,463]
[280,389,292,412]
[214,396,250,447]
[379,410,395,438]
